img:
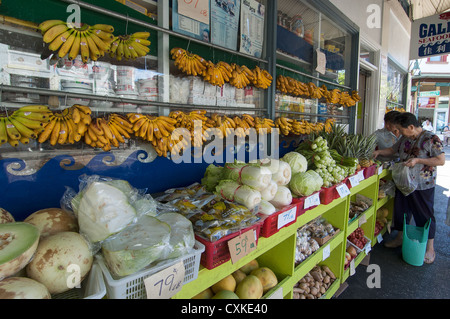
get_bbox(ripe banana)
[109,31,151,60]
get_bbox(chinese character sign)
[410,12,450,60]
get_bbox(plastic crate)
[97,241,205,299]
[320,184,338,205]
[51,262,106,299]
[363,164,377,179]
[260,203,299,238]
[293,189,322,213]
[196,221,263,270]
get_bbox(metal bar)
[276,63,352,90]
[275,109,350,119]
[0,85,265,112]
[59,0,268,64]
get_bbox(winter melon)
[0,277,51,299]
[0,222,39,279]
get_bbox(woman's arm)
[373,147,395,159]
[403,153,446,167]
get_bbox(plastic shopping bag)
[391,163,418,196]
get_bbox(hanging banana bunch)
[38,19,115,63]
[107,114,134,145]
[109,31,151,61]
[254,116,275,134]
[252,66,273,89]
[37,104,92,146]
[229,64,254,89]
[0,105,52,147]
[170,47,207,76]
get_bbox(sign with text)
[144,261,185,299]
[418,96,437,108]
[228,229,257,264]
[178,0,210,24]
[410,12,450,60]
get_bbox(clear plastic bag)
[391,163,418,196]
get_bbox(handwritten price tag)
[349,175,360,187]
[356,170,365,182]
[304,192,320,209]
[322,244,331,261]
[228,229,257,264]
[277,206,297,229]
[144,261,185,299]
[178,0,209,25]
[336,183,350,198]
[378,165,383,175]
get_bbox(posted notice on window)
[239,0,265,58]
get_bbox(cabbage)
[77,182,137,243]
[289,170,323,197]
[215,180,261,210]
[201,164,224,192]
[260,180,278,201]
[157,213,195,259]
[271,160,292,186]
[281,152,308,175]
[101,215,171,277]
[222,162,272,191]
[258,200,277,215]
[269,185,293,208]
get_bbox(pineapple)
[357,134,377,168]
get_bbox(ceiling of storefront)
[410,0,450,20]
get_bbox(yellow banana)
[49,28,73,52]
[5,118,21,140]
[58,119,68,144]
[131,31,150,39]
[68,31,81,60]
[85,33,101,60]
[79,33,90,63]
[57,29,77,58]
[13,110,51,122]
[94,29,115,42]
[43,23,69,43]
[0,118,8,145]
[38,19,65,34]
[18,105,50,113]
[88,30,111,53]
[8,117,37,139]
[38,117,57,143]
[91,24,114,33]
[49,118,61,146]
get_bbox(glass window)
[386,59,407,111]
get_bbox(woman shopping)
[373,112,445,264]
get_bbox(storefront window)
[386,59,407,111]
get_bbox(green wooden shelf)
[174,169,393,299]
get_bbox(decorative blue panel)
[0,137,302,221]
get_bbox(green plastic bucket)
[402,215,431,266]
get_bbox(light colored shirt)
[392,130,444,190]
[422,122,433,132]
[373,128,399,162]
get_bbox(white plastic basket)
[51,262,106,299]
[97,241,205,299]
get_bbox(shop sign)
[410,12,450,60]
[419,90,440,97]
[418,96,437,108]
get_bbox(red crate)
[260,202,299,238]
[320,184,338,205]
[195,221,263,270]
[363,164,377,179]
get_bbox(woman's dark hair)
[393,112,420,128]
[384,110,400,124]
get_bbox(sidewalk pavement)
[335,145,450,299]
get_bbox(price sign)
[228,229,257,264]
[267,287,284,299]
[349,259,356,276]
[356,170,365,182]
[178,0,209,25]
[378,165,383,175]
[322,244,331,261]
[144,261,185,299]
[277,206,297,229]
[377,233,383,243]
[349,175,359,187]
[365,243,371,254]
[336,183,350,198]
[304,192,320,209]
[357,170,365,182]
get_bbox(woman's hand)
[403,158,420,167]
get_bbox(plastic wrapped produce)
[101,215,171,277]
[157,212,195,259]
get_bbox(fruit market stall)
[0,0,395,300]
